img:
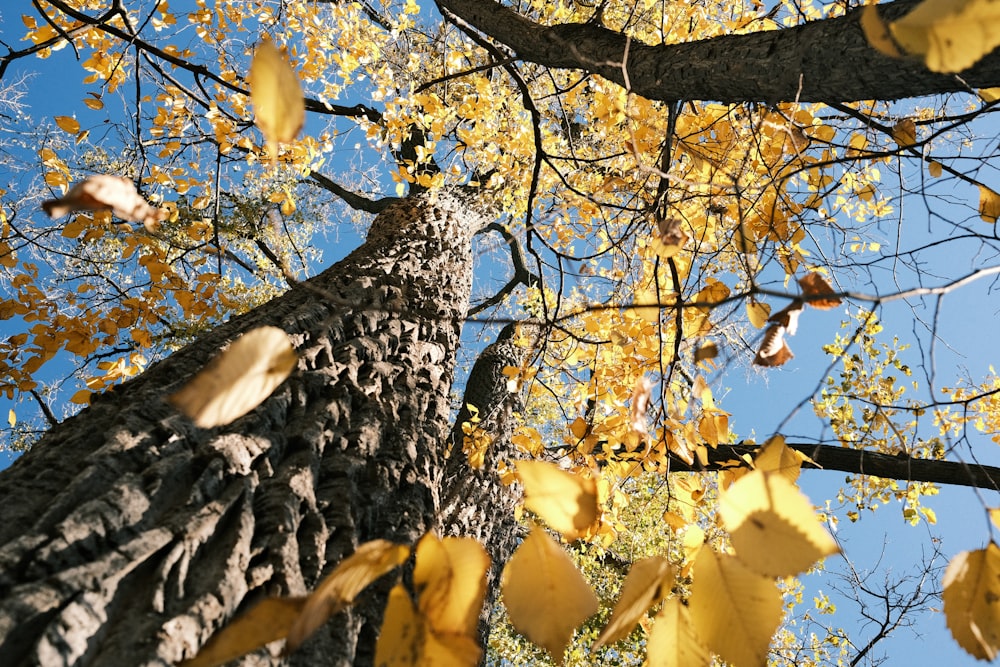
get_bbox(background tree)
[3,0,1000,664]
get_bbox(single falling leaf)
[501,526,599,663]
[798,272,842,309]
[250,36,305,165]
[54,115,80,134]
[593,556,675,649]
[719,470,840,578]
[754,324,793,367]
[688,547,782,667]
[168,326,298,428]
[646,597,711,667]
[859,4,903,57]
[7,408,15,427]
[629,375,654,435]
[979,184,1000,223]
[979,87,1000,102]
[42,175,168,232]
[754,435,803,483]
[694,342,718,365]
[286,539,410,652]
[891,118,918,147]
[412,534,489,639]
[928,159,944,178]
[890,0,1000,73]
[746,302,771,329]
[179,597,307,667]
[653,216,690,257]
[767,301,804,334]
[516,460,599,539]
[943,543,1000,660]
[989,508,1000,531]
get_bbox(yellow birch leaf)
[179,597,307,667]
[83,94,104,110]
[646,597,711,667]
[54,115,80,134]
[167,326,298,428]
[746,302,771,329]
[890,0,1000,73]
[250,36,305,165]
[754,435,803,483]
[593,556,675,649]
[70,389,92,405]
[860,4,903,57]
[990,508,1000,531]
[375,584,423,667]
[286,539,410,651]
[501,526,599,663]
[688,548,782,667]
[979,184,1000,223]
[891,118,917,147]
[979,87,1000,101]
[413,533,489,638]
[516,460,599,539]
[719,470,840,578]
[928,159,944,178]
[7,408,15,427]
[569,416,589,440]
[943,543,1000,660]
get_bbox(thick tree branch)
[436,0,1000,103]
[668,442,1000,490]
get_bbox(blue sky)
[2,2,1000,664]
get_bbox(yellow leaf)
[646,597,710,667]
[413,534,489,638]
[516,460,599,539]
[754,435,803,483]
[569,416,589,440]
[719,470,840,578]
[7,408,14,427]
[694,342,718,364]
[990,508,1000,531]
[70,389,92,405]
[501,526,598,663]
[943,543,1000,660]
[54,115,80,134]
[83,94,104,110]
[688,547,782,667]
[167,326,298,428]
[746,302,771,329]
[890,0,1000,73]
[593,556,674,649]
[250,36,305,164]
[375,584,423,667]
[891,118,917,147]
[928,159,943,178]
[979,87,1000,101]
[979,184,1000,223]
[860,4,903,58]
[179,597,307,667]
[286,539,410,651]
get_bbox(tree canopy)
[4,0,1000,664]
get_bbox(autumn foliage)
[6,0,1000,664]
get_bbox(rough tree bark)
[0,189,515,666]
[438,0,1000,103]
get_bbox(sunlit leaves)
[250,36,305,164]
[890,0,1000,73]
[719,470,840,578]
[516,460,599,539]
[688,547,783,667]
[943,543,1000,660]
[168,326,298,428]
[501,526,599,663]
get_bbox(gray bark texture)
[0,188,518,666]
[438,0,1000,103]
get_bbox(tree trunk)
[0,189,510,667]
[438,0,1000,103]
